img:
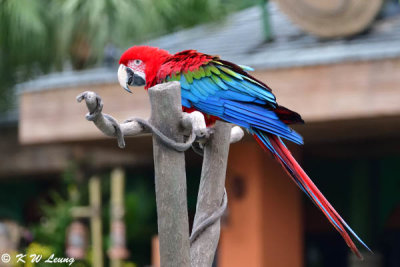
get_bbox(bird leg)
[181,111,213,140]
[181,111,244,155]
[230,125,245,143]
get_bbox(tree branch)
[149,82,191,267]
[77,84,245,267]
[77,91,209,150]
[77,91,244,150]
[77,91,148,148]
[190,121,232,267]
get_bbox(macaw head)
[118,46,170,92]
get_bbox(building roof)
[148,3,400,69]
[16,67,116,93]
[16,2,400,93]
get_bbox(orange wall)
[219,141,266,267]
[219,141,303,267]
[261,146,303,267]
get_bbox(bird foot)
[76,91,103,121]
[194,127,214,140]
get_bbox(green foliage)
[0,0,51,111]
[31,189,78,258]
[123,172,157,266]
[30,162,84,265]
[29,164,159,266]
[24,243,53,267]
[0,0,256,112]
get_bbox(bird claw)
[77,91,103,121]
[194,127,214,140]
[123,118,135,123]
[191,142,204,156]
[181,111,213,141]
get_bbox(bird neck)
[145,53,171,89]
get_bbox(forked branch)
[77,82,244,267]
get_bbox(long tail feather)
[252,128,371,259]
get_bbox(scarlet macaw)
[117,46,370,258]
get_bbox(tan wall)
[19,84,150,144]
[19,58,400,145]
[253,58,400,122]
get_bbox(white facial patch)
[127,60,145,72]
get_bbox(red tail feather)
[253,133,363,259]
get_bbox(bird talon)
[78,92,104,121]
[195,127,214,140]
[76,92,86,103]
[85,112,96,121]
[123,118,134,123]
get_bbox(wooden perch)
[77,81,245,267]
[76,90,243,148]
[190,121,232,266]
[77,91,148,148]
[149,82,191,267]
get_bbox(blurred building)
[2,1,400,267]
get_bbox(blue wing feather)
[181,89,199,103]
[191,81,209,97]
[177,63,303,144]
[182,98,191,108]
[180,75,191,89]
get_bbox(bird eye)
[134,59,142,65]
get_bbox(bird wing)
[158,51,370,257]
[158,51,303,144]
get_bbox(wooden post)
[151,236,161,267]
[148,82,191,267]
[89,176,103,267]
[190,121,231,266]
[77,82,238,266]
[109,168,129,267]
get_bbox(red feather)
[119,46,171,89]
[254,133,364,259]
[156,50,214,83]
[275,105,304,124]
[118,46,369,258]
